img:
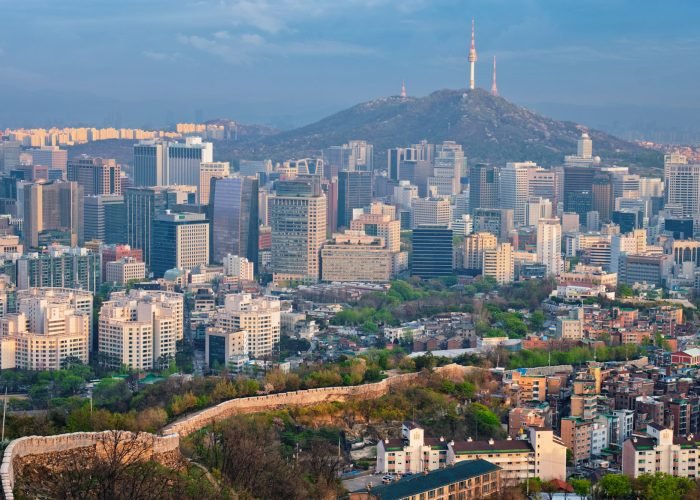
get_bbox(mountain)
[220,88,662,171]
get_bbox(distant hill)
[218,88,662,171]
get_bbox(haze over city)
[1,0,700,138]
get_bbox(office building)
[564,166,598,218]
[67,156,121,195]
[564,132,595,167]
[197,161,230,204]
[133,140,167,186]
[23,180,83,248]
[428,141,464,196]
[205,327,249,371]
[664,154,700,218]
[500,162,538,226]
[208,176,259,267]
[166,137,213,187]
[83,194,125,243]
[101,244,143,281]
[105,257,146,285]
[338,170,372,228]
[0,288,92,370]
[526,196,552,227]
[98,289,183,370]
[26,146,68,175]
[387,147,416,181]
[411,197,451,228]
[463,232,497,272]
[528,167,560,206]
[618,254,669,288]
[469,163,499,213]
[537,218,563,276]
[222,254,254,282]
[212,293,280,359]
[412,225,453,278]
[472,208,514,241]
[0,140,20,173]
[150,211,209,277]
[125,186,169,267]
[16,246,101,292]
[482,242,514,284]
[321,231,392,283]
[269,176,327,283]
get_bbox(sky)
[1,0,699,137]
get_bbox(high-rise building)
[125,186,169,268]
[500,162,538,226]
[528,167,561,207]
[222,254,254,282]
[208,176,259,267]
[664,154,700,218]
[387,147,417,181]
[133,140,166,186]
[591,173,614,223]
[26,146,68,175]
[83,194,125,243]
[463,232,498,272]
[212,293,281,359]
[526,197,552,227]
[537,218,563,276]
[472,208,514,241]
[469,163,499,213]
[105,257,146,285]
[564,166,598,218]
[16,246,101,292]
[338,170,372,228]
[482,242,514,284]
[0,140,21,173]
[565,132,595,167]
[197,161,229,205]
[0,288,92,369]
[98,289,183,370]
[167,137,213,187]
[428,141,465,196]
[269,176,327,283]
[393,181,418,209]
[22,180,83,248]
[412,197,451,228]
[101,244,143,281]
[67,156,121,195]
[412,225,453,278]
[150,211,209,277]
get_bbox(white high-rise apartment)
[213,294,281,359]
[537,218,563,276]
[0,288,93,370]
[98,290,183,370]
[223,254,254,281]
[664,154,700,218]
[501,162,538,226]
[463,232,497,271]
[482,242,514,284]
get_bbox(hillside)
[219,88,661,169]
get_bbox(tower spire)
[400,80,407,98]
[491,56,498,96]
[468,18,478,90]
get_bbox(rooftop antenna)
[490,56,498,96]
[400,81,407,98]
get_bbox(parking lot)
[341,472,385,493]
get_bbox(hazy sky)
[1,0,699,131]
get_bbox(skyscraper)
[23,180,83,248]
[67,156,121,195]
[83,194,125,243]
[537,218,563,276]
[166,137,213,186]
[412,225,453,278]
[26,146,68,177]
[564,166,598,218]
[125,186,169,267]
[500,162,538,226]
[269,176,327,283]
[150,211,210,278]
[664,154,700,218]
[209,176,259,267]
[337,170,372,228]
[469,163,499,213]
[133,140,166,187]
[429,141,465,196]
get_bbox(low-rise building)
[105,257,146,285]
[623,423,700,479]
[321,231,393,283]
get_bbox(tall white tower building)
[468,18,477,90]
[664,153,700,218]
[500,162,538,226]
[537,218,563,276]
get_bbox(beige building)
[98,289,184,370]
[23,180,83,248]
[222,254,254,282]
[557,264,618,291]
[212,293,280,359]
[411,197,451,228]
[623,424,700,479]
[198,161,230,204]
[482,242,514,284]
[321,232,392,283]
[464,232,497,271]
[270,178,327,283]
[557,308,584,340]
[560,417,593,465]
[0,235,23,254]
[537,218,562,276]
[105,257,146,285]
[0,288,93,370]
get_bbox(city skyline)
[1,0,699,138]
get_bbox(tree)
[633,472,695,500]
[541,480,559,499]
[618,284,634,297]
[597,473,632,499]
[93,378,132,412]
[529,310,546,331]
[571,478,590,498]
